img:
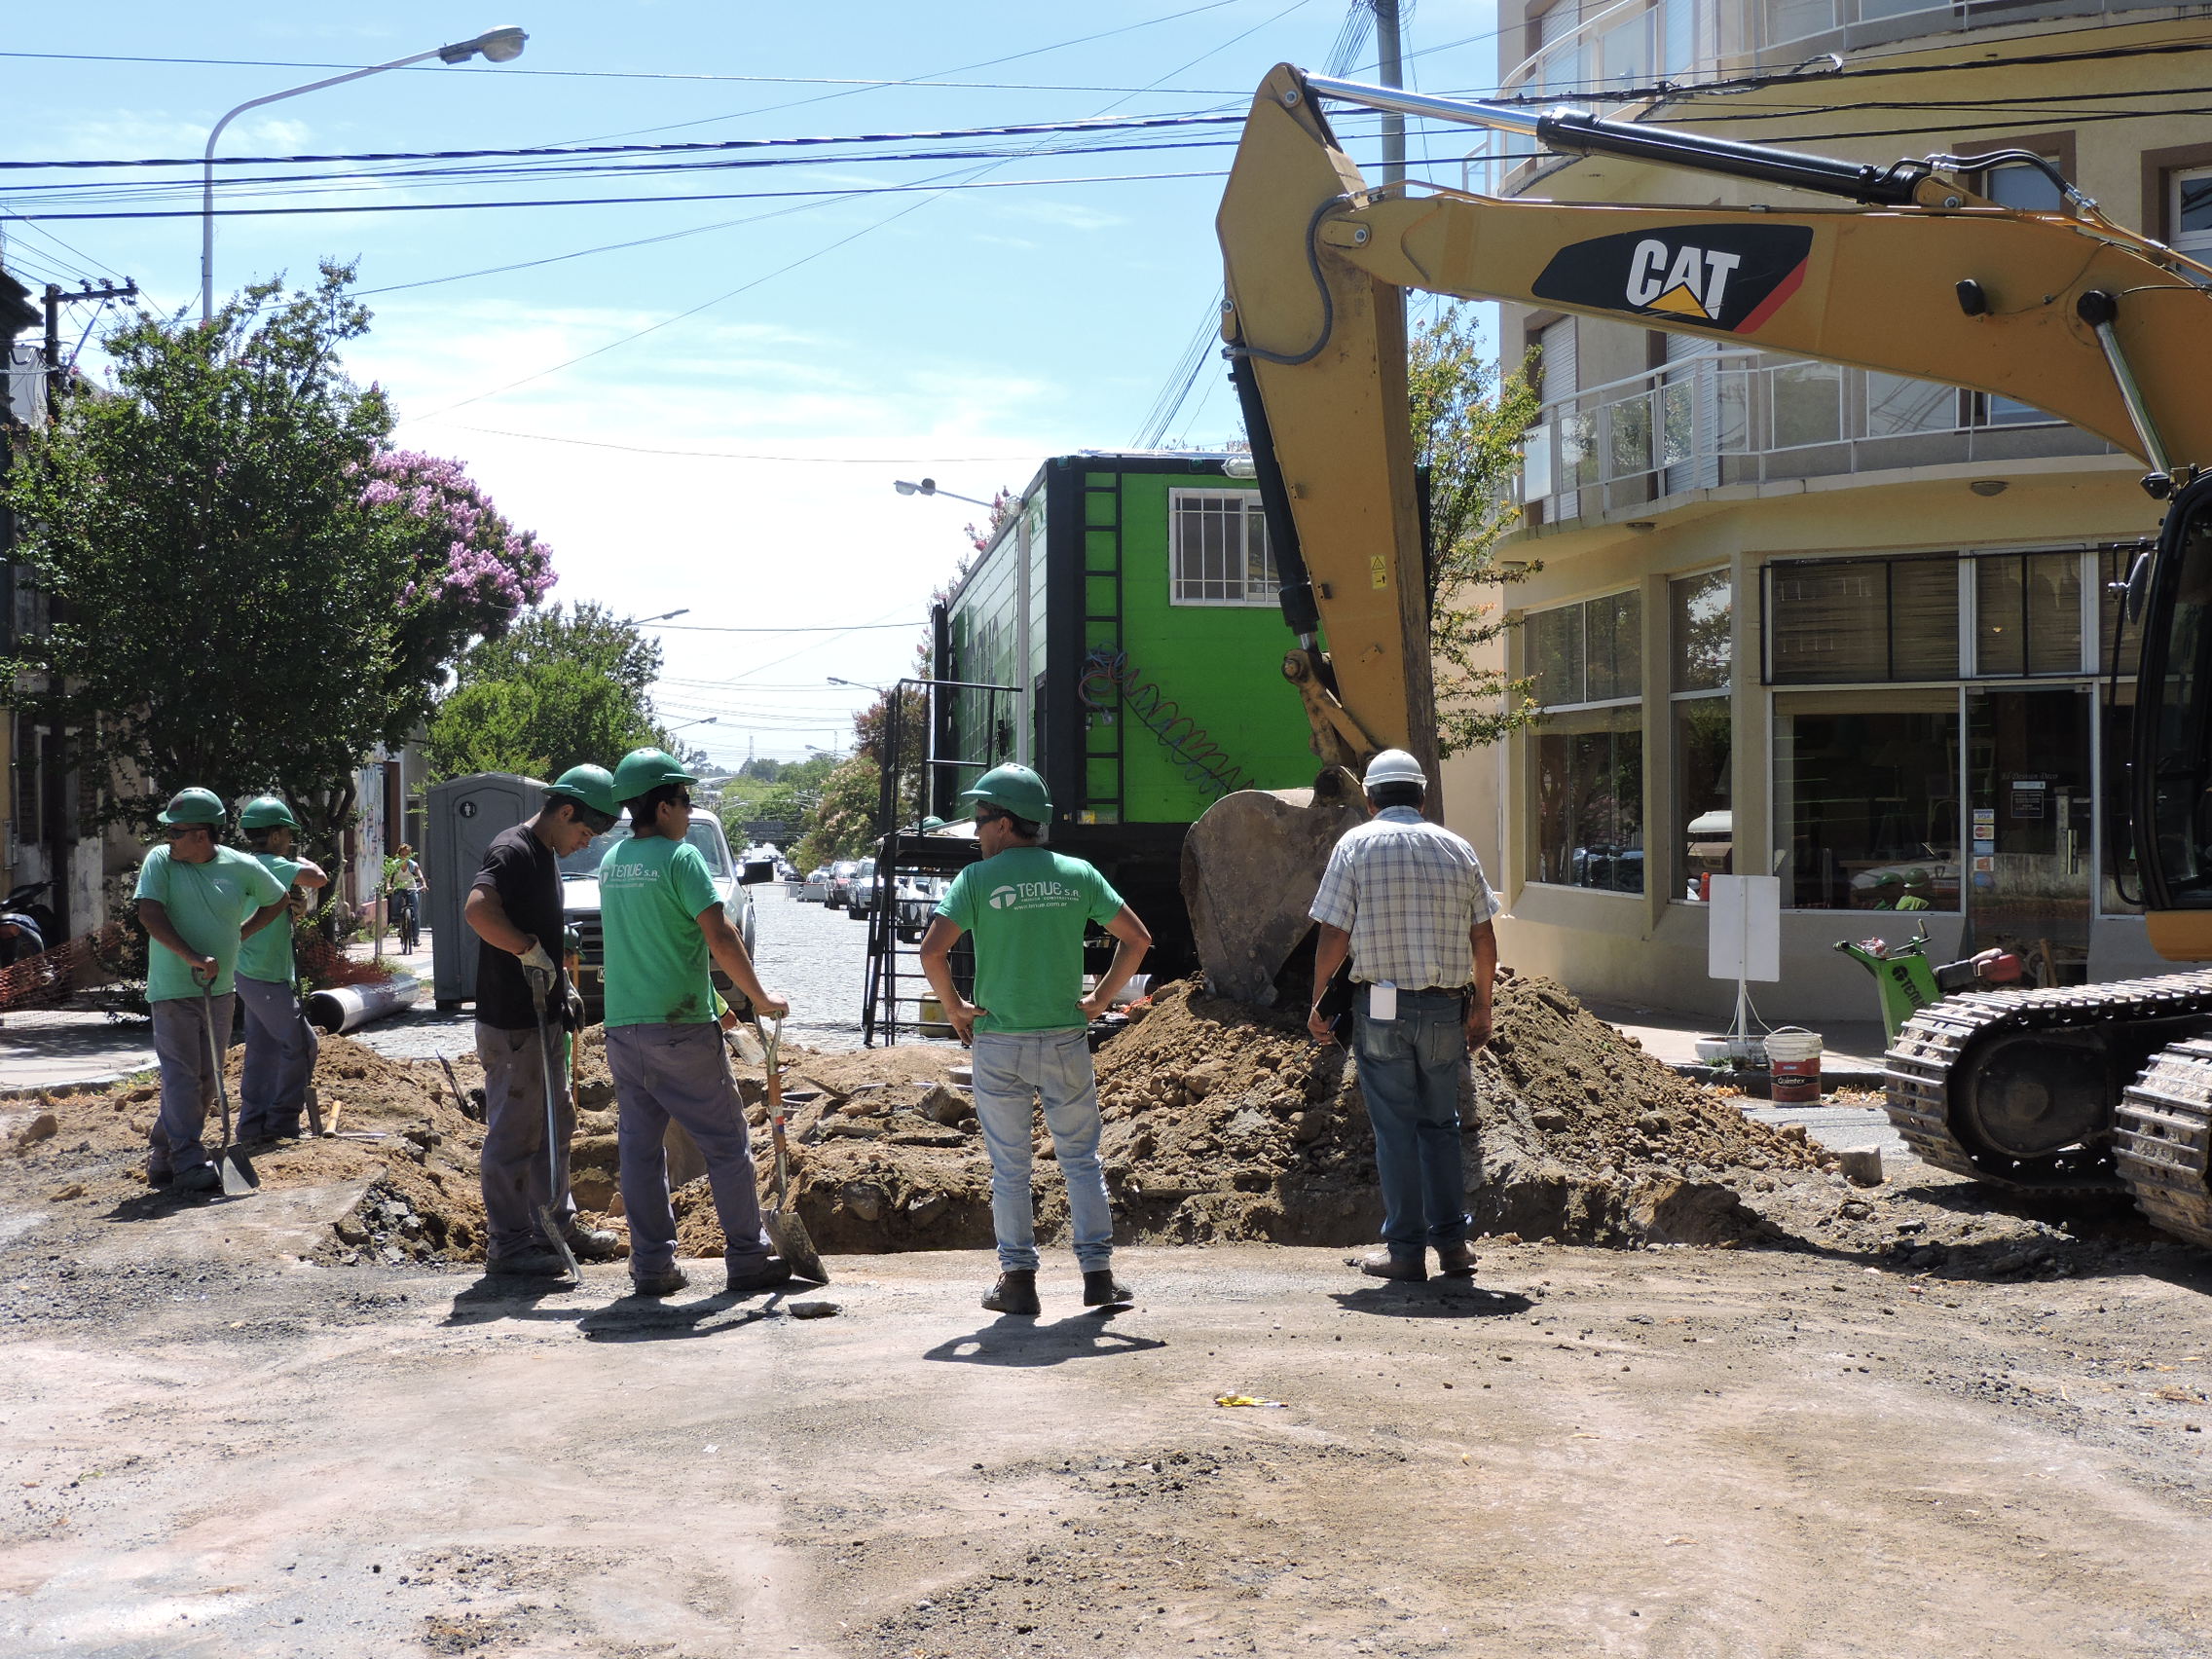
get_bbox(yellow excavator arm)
[1216,61,2212,776]
[1187,61,2212,1004]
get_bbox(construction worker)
[1306,749,1499,1284]
[233,796,330,1141]
[919,762,1151,1316]
[463,766,624,1276]
[133,787,288,1192]
[600,747,793,1299]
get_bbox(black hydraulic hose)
[1225,351,1322,642]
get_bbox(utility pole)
[1374,0,1406,187]
[40,278,139,416]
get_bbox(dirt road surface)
[5,1212,2212,1656]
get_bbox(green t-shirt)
[235,852,303,985]
[937,847,1124,1034]
[133,845,287,1002]
[599,835,722,1027]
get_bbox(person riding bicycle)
[384,843,424,948]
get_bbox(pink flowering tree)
[360,449,557,741]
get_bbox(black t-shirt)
[471,822,568,1030]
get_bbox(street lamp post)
[893,477,998,510]
[666,716,719,735]
[201,26,529,323]
[624,608,689,625]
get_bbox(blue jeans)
[606,1023,771,1277]
[971,1029,1115,1272]
[236,974,318,1140]
[1352,989,1472,1257]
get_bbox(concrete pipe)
[306,974,421,1035]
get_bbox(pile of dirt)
[5,1033,505,1266]
[654,973,1828,1259]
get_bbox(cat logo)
[1530,224,1814,335]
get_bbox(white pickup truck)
[560,808,772,1019]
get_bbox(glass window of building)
[1528,589,1643,894]
[1766,555,1959,683]
[1973,158,2068,425]
[1670,571,1731,902]
[1168,489,1276,606]
[2172,166,2212,260]
[1774,693,1960,910]
[1972,551,2085,678]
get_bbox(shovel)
[756,1015,827,1285]
[525,967,583,1288]
[198,980,258,1196]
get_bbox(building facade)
[1440,0,2212,1020]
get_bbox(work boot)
[147,1162,173,1187]
[1434,1239,1479,1277]
[1082,1269,1134,1308]
[1355,1246,1426,1283]
[488,1247,571,1277]
[982,1270,1041,1316]
[631,1266,689,1298]
[563,1225,623,1262]
[175,1164,221,1195]
[724,1255,794,1296]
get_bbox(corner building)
[1437,0,2212,1021]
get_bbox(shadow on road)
[1329,1282,1533,1318]
[924,1311,1166,1367]
[439,1273,785,1339]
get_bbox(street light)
[623,608,690,625]
[827,677,884,692]
[666,716,719,734]
[202,26,530,322]
[893,477,997,509]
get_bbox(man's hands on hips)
[945,997,985,1046]
[1078,988,1117,1021]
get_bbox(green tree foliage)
[1,263,548,847]
[1408,305,1542,757]
[793,755,883,871]
[424,604,660,781]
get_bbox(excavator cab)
[2134,475,2212,945]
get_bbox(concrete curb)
[1670,1062,1890,1095]
[0,1066,153,1102]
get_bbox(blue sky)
[1,1,1499,765]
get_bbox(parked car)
[798,866,830,903]
[826,859,864,910]
[559,808,772,1019]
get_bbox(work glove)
[564,986,587,1031]
[519,941,557,977]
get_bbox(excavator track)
[2115,1039,2212,1248]
[1884,970,2212,1194]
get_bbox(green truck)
[930,452,1324,978]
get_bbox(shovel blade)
[765,1207,828,1285]
[536,1201,583,1287]
[218,1148,259,1196]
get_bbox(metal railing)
[1519,349,2115,522]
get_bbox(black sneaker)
[176,1165,221,1195]
[982,1270,1041,1315]
[1082,1270,1134,1308]
[724,1256,793,1296]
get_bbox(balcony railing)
[1472,0,2183,192]
[1519,349,2118,525]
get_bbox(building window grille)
[1168,489,1277,607]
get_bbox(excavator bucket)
[1181,769,1367,1006]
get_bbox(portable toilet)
[425,771,544,1008]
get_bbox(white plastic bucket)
[1765,1026,1823,1102]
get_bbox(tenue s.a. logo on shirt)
[987,880,1075,910]
[1531,224,1813,334]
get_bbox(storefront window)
[1532,707,1643,894]
[1671,570,1730,692]
[1528,589,1641,706]
[1973,550,2084,678]
[1676,700,1731,901]
[1767,555,1959,683]
[1775,695,1961,909]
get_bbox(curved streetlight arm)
[202,29,528,323]
[892,477,997,510]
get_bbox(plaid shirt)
[1309,807,1499,988]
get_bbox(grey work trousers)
[235,973,318,1140]
[607,1022,770,1278]
[475,1021,577,1261]
[149,993,233,1176]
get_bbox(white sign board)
[1708,874,1782,982]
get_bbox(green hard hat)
[239,794,299,831]
[546,763,618,818]
[957,762,1051,823]
[611,746,698,804]
[157,786,226,827]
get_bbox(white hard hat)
[1363,749,1427,789]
